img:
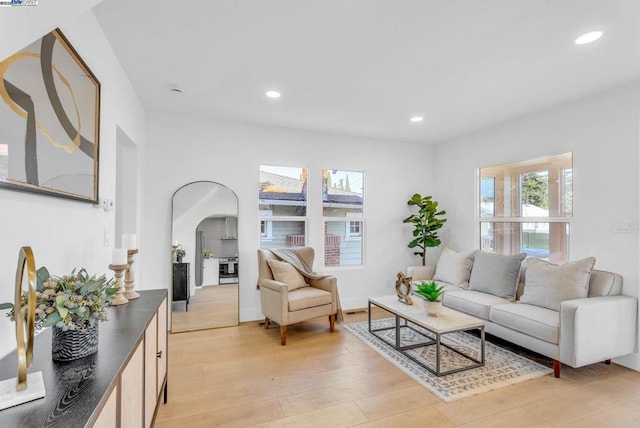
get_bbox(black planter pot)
[51,323,99,361]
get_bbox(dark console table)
[0,289,168,428]
[172,262,190,311]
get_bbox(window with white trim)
[259,210,273,241]
[259,165,307,249]
[323,169,364,267]
[345,212,363,240]
[478,152,572,264]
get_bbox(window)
[347,221,362,238]
[345,212,362,240]
[322,169,364,267]
[478,152,572,264]
[259,210,273,240]
[259,165,307,249]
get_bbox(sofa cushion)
[288,287,332,311]
[519,257,596,311]
[443,289,511,320]
[468,252,526,301]
[267,259,308,291]
[433,247,475,289]
[490,303,560,344]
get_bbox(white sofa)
[408,253,638,378]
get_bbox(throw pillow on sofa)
[433,247,475,288]
[267,259,309,291]
[519,257,596,311]
[468,251,526,301]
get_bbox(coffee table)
[368,295,485,376]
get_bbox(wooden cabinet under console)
[0,289,168,428]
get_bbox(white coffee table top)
[369,295,485,334]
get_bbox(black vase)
[51,323,99,361]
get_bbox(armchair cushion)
[520,257,596,311]
[288,287,333,312]
[267,259,309,291]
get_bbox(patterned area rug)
[345,318,552,402]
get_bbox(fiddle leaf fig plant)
[403,193,447,266]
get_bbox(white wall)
[142,113,434,322]
[0,0,104,62]
[432,80,640,370]
[0,10,146,359]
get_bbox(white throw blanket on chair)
[270,248,344,322]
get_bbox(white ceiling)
[93,0,640,144]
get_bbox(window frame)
[259,210,273,241]
[476,152,572,263]
[345,211,363,241]
[259,166,308,248]
[322,169,365,268]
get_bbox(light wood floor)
[155,308,640,427]
[171,284,239,332]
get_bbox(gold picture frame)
[0,28,100,203]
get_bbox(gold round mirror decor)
[15,246,36,391]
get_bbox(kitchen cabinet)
[202,258,219,285]
[225,216,238,239]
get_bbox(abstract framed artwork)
[0,28,100,203]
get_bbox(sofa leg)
[604,359,611,365]
[329,314,336,332]
[553,360,561,378]
[264,317,270,329]
[280,326,287,346]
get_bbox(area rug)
[345,318,553,402]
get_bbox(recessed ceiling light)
[169,88,183,94]
[575,31,603,45]
[265,90,281,99]
[410,116,424,123]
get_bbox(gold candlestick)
[124,249,140,299]
[108,264,129,305]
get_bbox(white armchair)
[257,247,340,345]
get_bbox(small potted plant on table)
[413,281,445,316]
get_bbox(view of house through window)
[259,165,307,249]
[323,169,364,267]
[479,152,572,264]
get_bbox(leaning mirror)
[171,181,239,332]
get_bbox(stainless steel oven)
[218,257,238,284]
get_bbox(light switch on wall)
[612,219,638,234]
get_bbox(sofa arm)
[407,266,435,281]
[560,295,637,368]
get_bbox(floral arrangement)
[0,267,118,331]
